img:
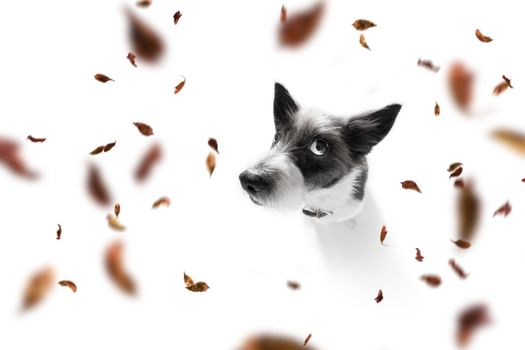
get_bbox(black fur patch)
[274,83,299,131]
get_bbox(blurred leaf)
[27,135,46,143]
[87,164,112,206]
[492,129,525,155]
[374,289,383,303]
[417,58,440,72]
[457,304,490,347]
[21,267,54,311]
[126,9,164,63]
[448,62,474,111]
[279,2,324,47]
[135,143,162,182]
[420,274,441,287]
[105,241,136,295]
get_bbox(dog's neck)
[302,167,367,223]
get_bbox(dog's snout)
[239,171,271,195]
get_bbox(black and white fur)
[239,83,401,222]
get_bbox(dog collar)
[302,207,333,218]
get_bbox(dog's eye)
[273,132,282,145]
[309,139,328,156]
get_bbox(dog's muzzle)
[239,170,271,205]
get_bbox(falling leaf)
[240,335,312,350]
[107,213,126,231]
[186,281,210,292]
[448,62,474,111]
[58,280,77,293]
[27,135,46,143]
[380,225,388,245]
[105,240,136,295]
[174,76,186,94]
[208,138,219,153]
[103,141,116,152]
[475,29,492,42]
[417,59,440,72]
[448,162,463,172]
[183,272,194,288]
[451,239,471,249]
[352,19,376,31]
[279,2,324,47]
[87,164,111,206]
[415,248,424,262]
[21,266,54,311]
[135,143,162,182]
[457,181,480,241]
[374,289,383,303]
[493,201,511,217]
[0,137,38,179]
[127,52,137,67]
[152,196,170,208]
[56,224,62,240]
[287,280,301,290]
[280,5,287,23]
[136,0,151,8]
[401,180,421,193]
[359,34,370,50]
[434,102,440,116]
[492,129,525,155]
[206,151,216,176]
[454,178,465,188]
[522,178,525,183]
[126,9,164,63]
[114,202,121,218]
[133,122,154,136]
[90,145,105,155]
[502,75,513,88]
[94,73,114,83]
[420,274,442,287]
[493,75,512,96]
[457,304,490,347]
[303,334,312,346]
[449,259,469,279]
[173,11,182,25]
[449,166,463,179]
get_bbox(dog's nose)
[239,171,271,195]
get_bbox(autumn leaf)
[449,166,463,179]
[90,145,105,155]
[114,202,121,218]
[27,135,46,143]
[56,224,62,240]
[103,141,116,152]
[21,267,54,311]
[374,289,383,303]
[457,304,490,347]
[58,280,77,293]
[126,9,164,63]
[454,178,465,188]
[359,34,370,50]
[280,5,287,23]
[279,2,324,47]
[186,281,210,292]
[173,11,182,25]
[352,19,376,31]
[415,248,424,262]
[133,122,154,136]
[94,73,114,83]
[380,225,388,245]
[475,29,492,42]
[0,137,38,179]
[448,62,474,111]
[448,162,463,172]
[417,59,440,72]
[401,180,421,193]
[492,129,525,155]
[136,0,151,8]
[174,76,186,94]
[449,259,469,279]
[152,196,170,208]
[420,274,442,287]
[87,164,112,206]
[493,201,511,217]
[127,52,137,67]
[286,280,301,290]
[240,335,313,350]
[107,213,126,231]
[457,181,480,241]
[135,143,162,182]
[105,240,136,295]
[434,102,440,116]
[208,138,219,153]
[206,151,216,176]
[451,239,471,249]
[303,334,312,346]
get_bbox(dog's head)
[239,83,401,214]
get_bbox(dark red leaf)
[448,62,474,111]
[415,248,424,262]
[27,135,46,143]
[127,52,137,67]
[87,164,112,206]
[0,138,38,179]
[279,2,324,47]
[380,225,388,245]
[94,73,114,83]
[126,9,164,63]
[420,274,441,287]
[401,180,421,193]
[457,304,490,347]
[449,259,469,279]
[374,289,383,303]
[451,239,471,249]
[493,201,511,217]
[135,143,162,182]
[449,166,463,179]
[173,11,182,25]
[56,224,62,240]
[208,138,219,153]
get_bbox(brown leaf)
[114,202,121,218]
[280,5,287,23]
[56,224,62,240]
[152,196,170,208]
[352,19,376,31]
[174,76,186,94]
[415,248,424,262]
[401,180,421,193]
[240,335,313,350]
[103,141,116,152]
[449,259,469,279]
[451,239,472,249]
[133,122,154,136]
[449,166,463,179]
[522,178,525,183]
[183,272,194,288]
[420,274,442,287]
[186,281,210,292]
[448,62,474,111]
[374,289,383,303]
[475,29,492,42]
[380,225,388,245]
[87,164,112,206]
[492,129,525,155]
[136,0,151,8]
[279,2,324,47]
[457,181,480,241]
[0,137,38,179]
[502,75,513,88]
[127,52,137,67]
[27,135,46,143]
[493,200,511,217]
[89,145,105,155]
[492,81,508,96]
[135,143,162,182]
[286,280,301,290]
[58,280,77,293]
[126,9,164,63]
[208,138,219,153]
[359,34,370,50]
[454,178,465,188]
[457,304,490,347]
[107,213,126,231]
[417,58,440,72]
[173,11,182,25]
[434,102,440,116]
[21,266,54,311]
[447,162,463,172]
[94,73,114,83]
[303,334,312,347]
[105,240,136,295]
[206,151,216,176]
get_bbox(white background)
[1,0,524,349]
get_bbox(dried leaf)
[206,151,216,176]
[286,280,301,290]
[152,196,170,208]
[448,62,474,111]
[434,102,440,116]
[449,166,463,179]
[279,2,324,47]
[417,58,440,72]
[457,181,480,241]
[420,274,442,287]
[126,9,164,63]
[56,224,62,240]
[127,52,137,67]
[186,281,210,292]
[114,202,121,218]
[415,248,424,262]
[173,11,182,25]
[502,75,513,88]
[27,135,46,143]
[492,81,508,96]
[21,267,54,311]
[280,5,287,23]
[174,76,186,94]
[107,213,126,231]
[183,272,194,288]
[135,143,162,182]
[136,0,151,8]
[447,162,463,172]
[94,73,114,83]
[457,304,490,347]
[208,138,219,153]
[380,225,388,245]
[58,280,77,293]
[374,289,383,303]
[401,180,421,193]
[492,129,525,155]
[103,141,116,152]
[133,122,154,136]
[359,34,370,50]
[105,240,136,295]
[352,19,376,31]
[451,239,471,249]
[303,334,312,346]
[240,335,312,350]
[90,145,105,155]
[449,259,469,279]
[0,137,38,179]
[493,201,511,217]
[454,178,465,188]
[475,29,492,42]
[87,164,111,206]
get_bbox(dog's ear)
[344,104,401,156]
[274,83,299,130]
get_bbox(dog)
[239,83,401,222]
